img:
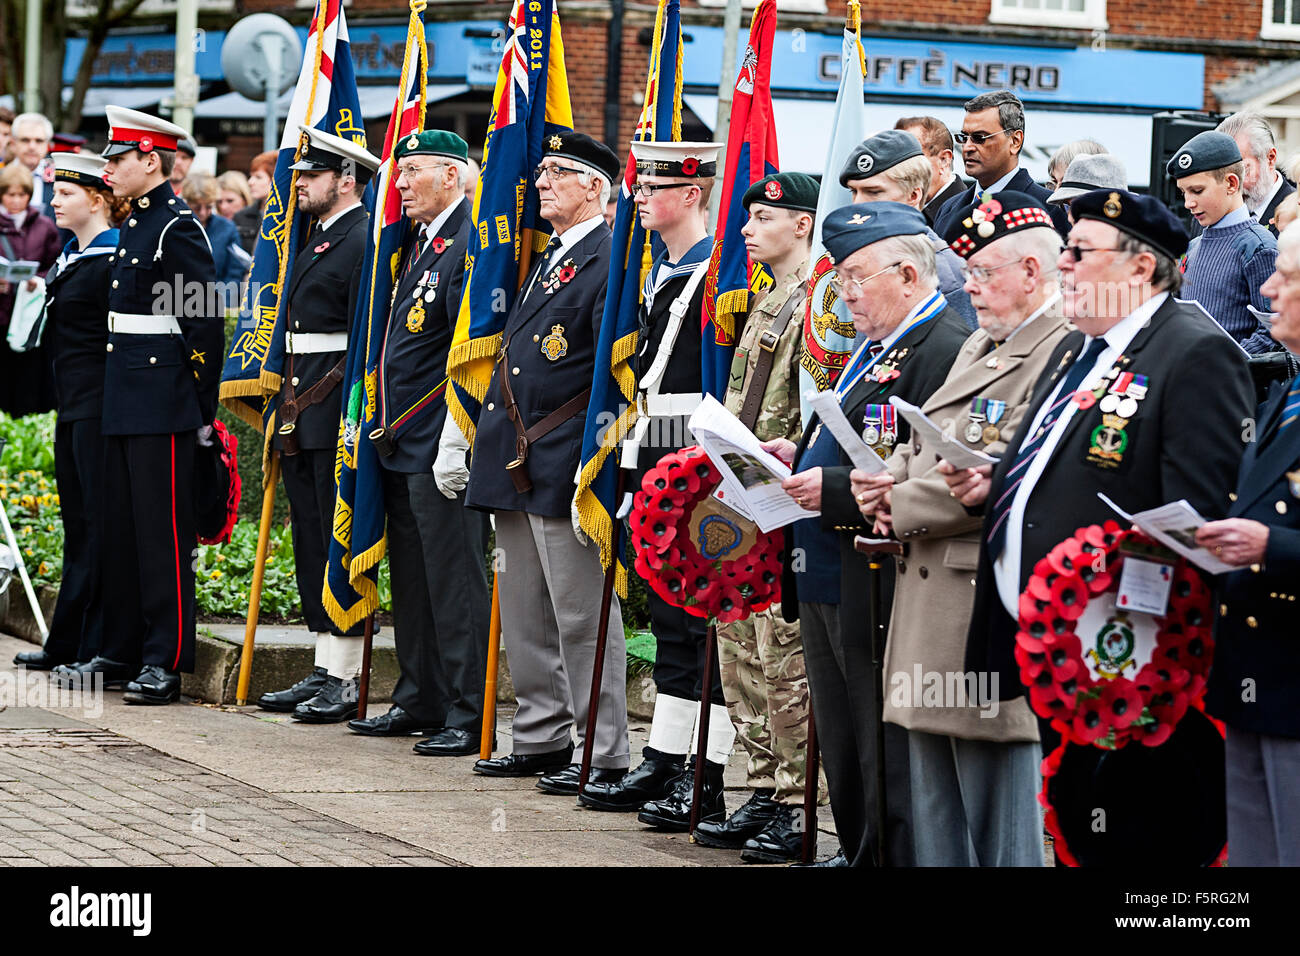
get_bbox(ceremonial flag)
[798,0,868,427]
[445,0,574,447]
[574,0,683,593]
[218,0,367,444]
[322,0,428,629]
[701,0,779,398]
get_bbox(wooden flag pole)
[688,622,719,841]
[480,573,501,760]
[235,453,280,706]
[801,708,819,864]
[356,613,375,720]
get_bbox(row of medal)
[406,270,440,333]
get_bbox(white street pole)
[173,0,200,133]
[23,0,41,112]
[710,0,743,230]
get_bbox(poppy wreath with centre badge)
[629,446,782,624]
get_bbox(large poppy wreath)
[629,446,782,624]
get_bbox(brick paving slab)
[0,727,449,867]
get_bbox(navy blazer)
[1205,379,1300,739]
[932,167,1069,240]
[46,234,115,422]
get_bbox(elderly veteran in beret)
[851,191,1071,865]
[841,130,976,330]
[1046,153,1128,223]
[1196,219,1300,865]
[766,202,969,866]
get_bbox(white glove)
[433,417,471,499]
[197,424,215,447]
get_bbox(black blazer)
[102,180,223,435]
[376,199,471,473]
[964,295,1256,698]
[932,167,1069,239]
[274,204,368,452]
[466,221,612,518]
[46,243,113,422]
[1205,380,1300,738]
[923,176,968,227]
[1257,176,1296,237]
[780,305,970,623]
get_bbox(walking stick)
[578,468,626,794]
[356,613,374,720]
[480,573,501,760]
[855,535,903,867]
[801,707,819,864]
[235,453,280,705]
[688,622,718,841]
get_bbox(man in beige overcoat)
[851,190,1070,865]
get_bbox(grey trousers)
[494,510,630,769]
[1226,726,1300,866]
[907,729,1044,866]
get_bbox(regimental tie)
[986,337,1109,558]
[1279,373,1300,433]
[527,236,563,298]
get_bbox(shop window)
[1262,0,1300,39]
[988,0,1107,30]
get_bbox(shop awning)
[195,84,470,121]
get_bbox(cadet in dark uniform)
[16,155,119,673]
[773,202,970,867]
[468,132,631,785]
[93,107,223,704]
[254,126,378,722]
[347,130,491,755]
[579,141,736,828]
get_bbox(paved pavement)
[0,633,836,867]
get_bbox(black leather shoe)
[52,657,135,690]
[741,804,803,863]
[536,763,627,796]
[413,728,482,756]
[792,848,849,868]
[122,666,181,705]
[349,705,440,737]
[257,667,328,713]
[637,760,726,832]
[13,648,70,670]
[292,676,359,723]
[693,788,779,849]
[473,743,573,777]
[577,751,685,811]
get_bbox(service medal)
[964,421,984,443]
[406,302,426,333]
[540,324,569,361]
[982,424,1001,444]
[1287,469,1300,498]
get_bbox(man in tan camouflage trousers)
[694,172,819,864]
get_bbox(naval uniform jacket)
[375,199,471,473]
[466,220,612,518]
[45,230,116,421]
[102,180,222,434]
[964,295,1256,699]
[273,204,368,452]
[932,167,1069,239]
[1205,378,1300,739]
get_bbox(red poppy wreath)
[629,446,782,623]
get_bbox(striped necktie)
[1279,374,1300,432]
[986,337,1108,558]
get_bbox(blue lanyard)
[833,291,946,399]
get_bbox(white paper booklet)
[1097,493,1236,575]
[888,396,1001,470]
[803,389,889,475]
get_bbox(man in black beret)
[942,189,1256,864]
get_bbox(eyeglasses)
[630,182,694,199]
[953,128,1014,146]
[396,161,451,179]
[532,163,587,183]
[828,261,903,297]
[1061,243,1124,262]
[961,257,1027,283]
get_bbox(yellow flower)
[209,570,223,580]
[25,548,33,557]
[37,563,48,575]
[215,554,226,562]
[20,494,34,507]
[52,494,59,506]
[45,524,55,533]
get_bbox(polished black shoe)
[792,848,849,868]
[257,667,329,713]
[693,788,779,849]
[52,657,135,690]
[637,760,726,832]
[122,666,181,705]
[740,804,804,864]
[348,704,440,737]
[472,743,573,777]
[13,648,70,671]
[536,763,627,796]
[413,728,482,756]
[577,750,685,811]
[292,676,359,723]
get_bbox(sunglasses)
[953,129,1014,146]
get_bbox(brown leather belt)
[277,357,346,456]
[498,347,590,494]
[737,289,805,431]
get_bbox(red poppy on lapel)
[314,241,330,255]
[432,237,446,254]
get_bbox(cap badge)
[977,220,996,238]
[541,324,570,361]
[406,134,420,150]
[1103,192,1123,219]
[681,157,700,175]
[847,213,870,225]
[138,136,153,153]
[856,153,874,173]
[548,135,563,150]
[764,181,783,201]
[1177,152,1192,170]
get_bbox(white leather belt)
[107,312,181,335]
[645,392,703,417]
[285,331,348,354]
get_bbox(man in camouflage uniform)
[693,172,818,863]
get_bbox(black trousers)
[43,417,106,662]
[99,432,197,673]
[800,600,914,867]
[381,469,490,730]
[647,590,725,706]
[280,447,360,637]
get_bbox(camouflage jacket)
[722,258,807,444]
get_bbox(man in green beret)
[693,172,820,862]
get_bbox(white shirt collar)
[1252,170,1285,218]
[552,213,604,256]
[932,173,956,203]
[318,201,362,233]
[420,196,464,252]
[1092,291,1169,354]
[982,167,1021,196]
